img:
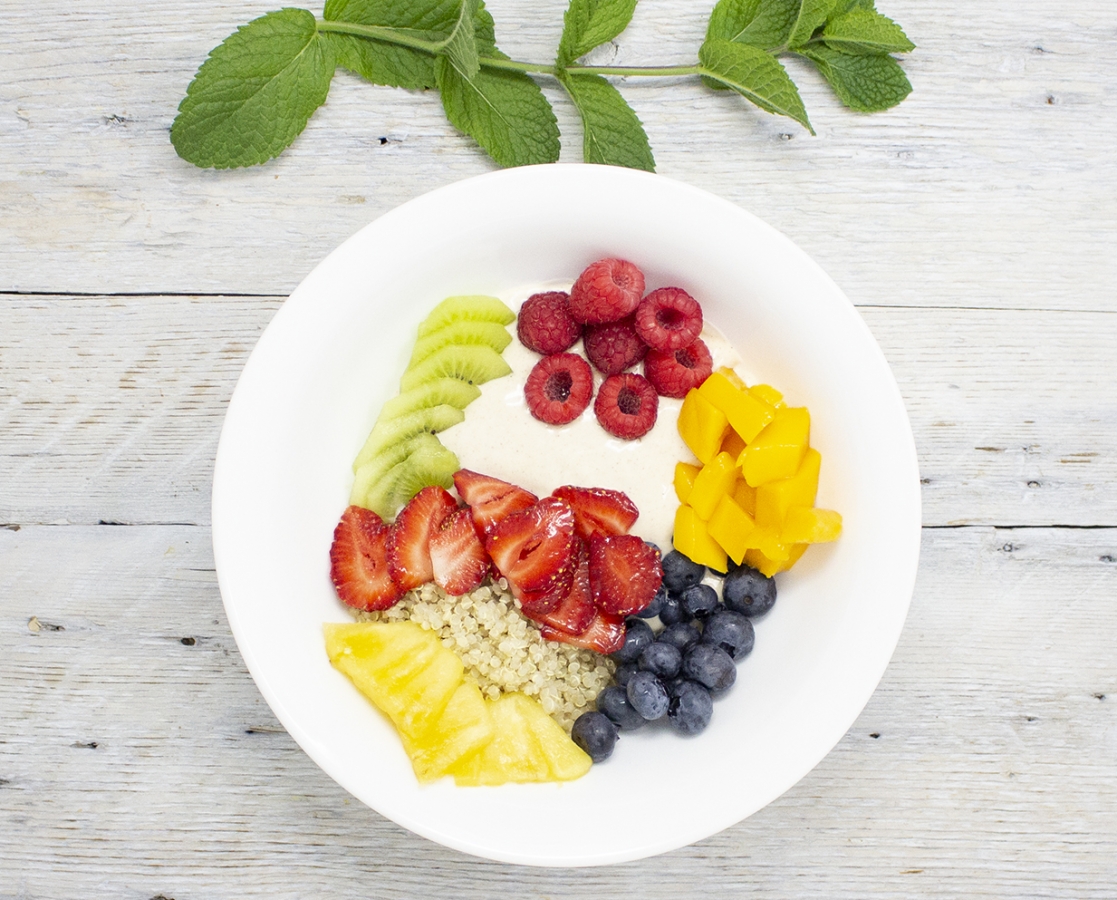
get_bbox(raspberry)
[524,352,594,425]
[643,338,713,398]
[594,373,658,439]
[584,316,647,375]
[634,287,703,351]
[568,258,646,325]
[516,291,582,355]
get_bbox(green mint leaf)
[829,0,875,16]
[706,0,798,51]
[171,9,334,169]
[322,33,435,89]
[436,54,560,167]
[323,0,458,42]
[699,38,813,133]
[560,74,654,170]
[801,44,910,110]
[821,8,914,55]
[788,0,836,48]
[556,0,639,67]
[440,0,481,79]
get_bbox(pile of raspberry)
[518,258,712,440]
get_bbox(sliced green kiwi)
[415,296,515,338]
[407,320,513,369]
[378,378,482,422]
[352,403,465,472]
[399,344,512,392]
[362,435,461,518]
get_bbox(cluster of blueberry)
[570,548,777,762]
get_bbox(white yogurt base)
[439,282,748,550]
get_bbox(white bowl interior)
[212,165,921,866]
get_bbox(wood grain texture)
[1,524,1114,898]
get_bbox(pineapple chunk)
[673,504,728,572]
[782,506,843,544]
[400,681,494,783]
[698,370,775,443]
[754,448,821,531]
[740,407,810,487]
[674,461,701,504]
[687,451,738,521]
[707,494,756,565]
[510,693,592,781]
[451,694,553,786]
[677,389,729,465]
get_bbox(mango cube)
[717,366,746,389]
[673,504,728,572]
[698,370,775,443]
[782,506,843,544]
[720,428,746,460]
[674,461,701,504]
[750,383,784,408]
[707,494,757,565]
[745,543,807,577]
[688,451,739,521]
[754,448,821,530]
[740,406,810,487]
[732,478,757,516]
[678,388,729,465]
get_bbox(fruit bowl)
[211,164,921,866]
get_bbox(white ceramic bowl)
[212,164,921,867]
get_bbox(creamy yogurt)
[439,283,746,550]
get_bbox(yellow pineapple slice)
[451,693,552,786]
[400,681,494,782]
[509,693,592,781]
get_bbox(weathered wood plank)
[2,296,1114,527]
[1,1,1115,309]
[1,523,1114,896]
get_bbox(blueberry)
[722,564,777,617]
[571,711,618,762]
[667,679,714,735]
[682,643,737,693]
[626,670,669,720]
[681,583,720,619]
[644,540,662,557]
[701,610,755,660]
[614,661,638,687]
[638,641,682,680]
[634,583,668,619]
[596,684,646,730]
[611,618,655,663]
[658,621,702,651]
[661,550,706,593]
[658,592,692,626]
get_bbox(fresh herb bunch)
[172,0,914,172]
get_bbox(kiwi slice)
[378,379,482,422]
[352,403,465,472]
[416,296,515,338]
[362,436,461,518]
[399,345,512,392]
[407,320,513,370]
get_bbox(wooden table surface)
[3,0,1116,895]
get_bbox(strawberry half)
[587,533,663,616]
[386,485,459,590]
[429,507,491,596]
[453,469,538,536]
[329,505,406,611]
[539,610,626,654]
[551,485,639,541]
[486,497,576,600]
[524,539,596,635]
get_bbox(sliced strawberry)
[539,610,626,654]
[524,539,596,635]
[452,469,538,536]
[386,485,459,590]
[587,533,663,616]
[551,485,639,541]
[486,497,576,599]
[429,507,491,596]
[329,506,406,611]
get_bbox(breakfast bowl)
[211,164,921,866]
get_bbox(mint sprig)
[172,0,914,172]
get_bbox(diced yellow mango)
[698,370,776,443]
[745,543,808,577]
[688,451,739,521]
[707,494,757,565]
[678,389,729,465]
[674,461,701,504]
[782,506,843,544]
[740,407,810,487]
[754,448,821,530]
[717,366,746,390]
[750,384,784,408]
[673,504,728,572]
[720,428,746,460]
[732,478,757,516]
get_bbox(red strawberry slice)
[452,469,538,536]
[486,497,576,598]
[551,485,639,541]
[386,485,459,590]
[539,610,626,654]
[587,533,663,616]
[429,507,491,596]
[524,539,596,635]
[329,505,406,611]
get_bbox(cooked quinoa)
[357,578,615,731]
